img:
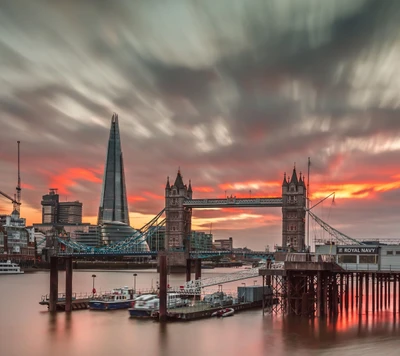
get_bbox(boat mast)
[16,141,21,214]
[306,157,310,251]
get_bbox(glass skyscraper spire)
[97,113,130,226]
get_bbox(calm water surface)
[1,269,400,356]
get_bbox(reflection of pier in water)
[260,255,400,319]
[276,313,400,352]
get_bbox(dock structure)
[260,254,400,318]
[39,295,91,311]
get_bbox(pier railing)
[40,288,160,303]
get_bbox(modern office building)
[148,226,166,252]
[191,231,213,251]
[41,189,59,224]
[100,221,148,251]
[97,113,130,226]
[214,237,233,251]
[74,225,101,247]
[58,201,82,224]
[41,189,83,225]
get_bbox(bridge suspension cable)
[308,210,364,245]
[56,209,166,254]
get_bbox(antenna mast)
[306,157,310,250]
[16,141,21,214]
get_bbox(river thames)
[1,269,400,356]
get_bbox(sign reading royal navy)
[337,247,379,255]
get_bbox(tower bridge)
[163,166,307,269]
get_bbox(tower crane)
[0,141,22,214]
[0,190,21,213]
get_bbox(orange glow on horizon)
[48,167,102,194]
[311,179,400,200]
[219,180,280,191]
[143,191,164,200]
[193,186,214,192]
[128,195,148,202]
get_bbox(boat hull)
[89,301,133,310]
[0,271,24,275]
[128,308,154,318]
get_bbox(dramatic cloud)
[1,0,400,249]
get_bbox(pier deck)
[162,301,264,321]
[39,298,91,311]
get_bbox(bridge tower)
[282,166,306,251]
[164,170,192,267]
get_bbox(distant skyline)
[1,1,400,250]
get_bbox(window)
[359,255,377,264]
[338,255,357,264]
[387,251,393,255]
[396,251,400,255]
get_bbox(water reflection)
[279,311,400,353]
[3,271,400,356]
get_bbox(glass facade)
[100,222,149,251]
[190,231,213,251]
[98,114,130,225]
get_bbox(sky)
[1,0,400,250]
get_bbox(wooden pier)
[39,297,91,311]
[155,300,266,321]
[260,259,400,318]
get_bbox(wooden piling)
[345,273,349,311]
[351,273,354,310]
[393,274,397,316]
[317,271,322,317]
[185,259,191,282]
[358,273,363,316]
[372,273,375,314]
[49,256,59,312]
[384,275,388,310]
[194,259,201,280]
[65,257,73,312]
[376,274,380,311]
[159,254,167,322]
[356,273,359,308]
[340,273,344,314]
[322,273,328,317]
[379,274,384,310]
[365,273,369,315]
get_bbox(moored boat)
[128,294,159,318]
[89,287,136,310]
[211,308,235,317]
[0,260,24,275]
[128,293,189,318]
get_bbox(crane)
[0,190,21,213]
[0,141,22,214]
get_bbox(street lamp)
[133,273,137,294]
[253,280,257,286]
[91,274,97,295]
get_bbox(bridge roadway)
[57,250,274,259]
[183,197,283,208]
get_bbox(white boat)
[0,260,24,274]
[128,293,189,318]
[211,308,235,317]
[128,294,159,318]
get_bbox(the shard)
[97,113,130,226]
